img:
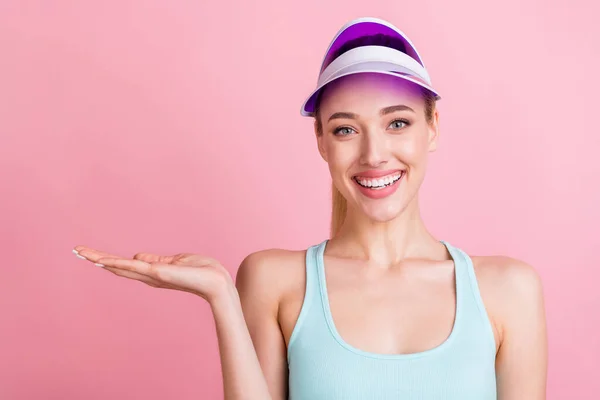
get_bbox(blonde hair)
[314,86,438,238]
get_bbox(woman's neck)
[331,197,442,267]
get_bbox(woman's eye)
[389,119,409,129]
[333,127,355,136]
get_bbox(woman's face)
[315,73,439,223]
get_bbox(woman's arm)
[235,250,290,400]
[211,284,274,400]
[494,258,548,399]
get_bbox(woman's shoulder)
[470,254,543,297]
[235,246,308,303]
[470,254,545,346]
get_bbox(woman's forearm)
[209,285,272,400]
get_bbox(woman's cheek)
[396,135,428,164]
[328,147,355,170]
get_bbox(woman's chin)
[358,202,405,223]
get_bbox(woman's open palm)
[73,246,234,302]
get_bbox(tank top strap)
[441,240,496,354]
[440,240,469,292]
[306,240,326,303]
[286,240,327,362]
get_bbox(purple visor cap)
[300,17,441,117]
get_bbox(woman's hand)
[73,245,276,399]
[73,246,234,303]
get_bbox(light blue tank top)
[287,239,497,399]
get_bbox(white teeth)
[355,173,402,189]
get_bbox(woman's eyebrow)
[328,112,359,122]
[380,105,415,115]
[327,105,414,122]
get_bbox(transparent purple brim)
[319,21,423,74]
[301,70,441,116]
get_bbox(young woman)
[73,17,547,400]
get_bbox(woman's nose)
[359,130,389,167]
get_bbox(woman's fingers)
[96,257,154,276]
[73,247,177,266]
[103,266,163,288]
[75,249,174,283]
[74,247,121,263]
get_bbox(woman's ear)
[314,119,328,162]
[427,108,440,152]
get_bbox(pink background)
[1,1,598,399]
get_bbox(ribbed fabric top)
[287,239,497,400]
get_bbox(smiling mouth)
[352,171,405,190]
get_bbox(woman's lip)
[352,171,404,199]
[353,169,404,179]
